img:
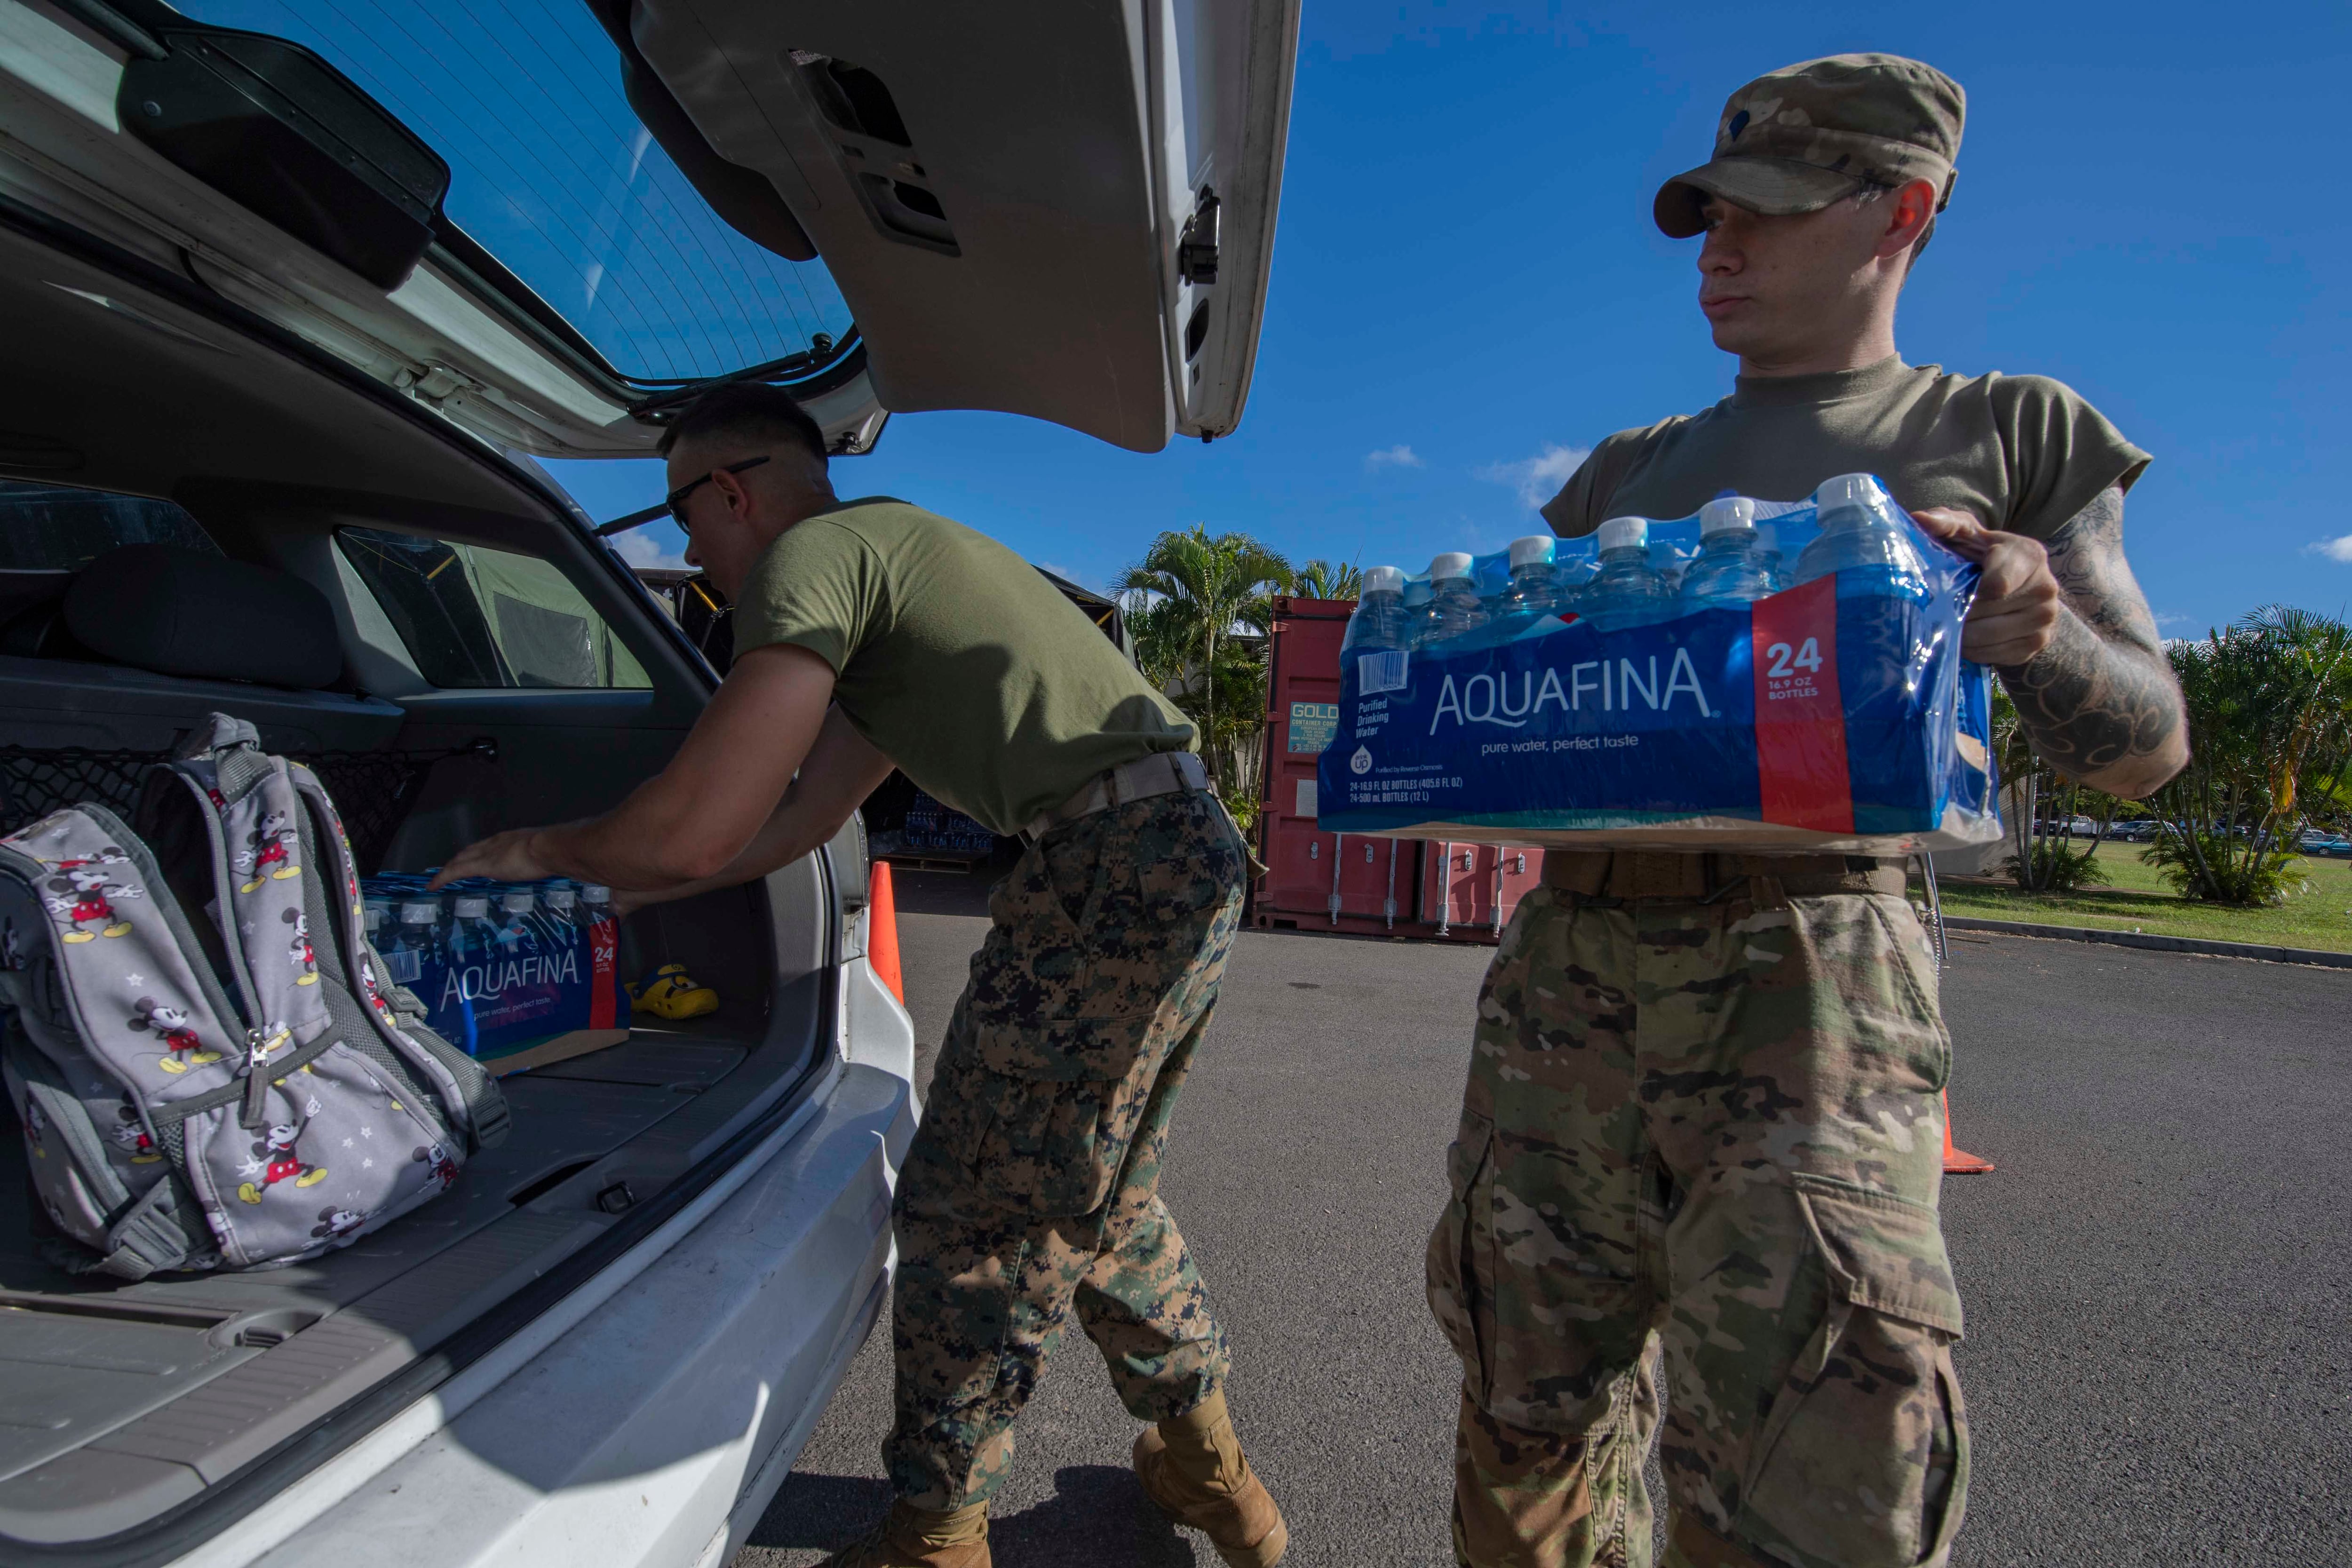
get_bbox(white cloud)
[2307,534,2352,563]
[1476,443,1590,509]
[1364,444,1424,470]
[610,529,689,571]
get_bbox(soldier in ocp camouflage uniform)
[1427,55,2188,1568]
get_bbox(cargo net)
[0,746,453,871]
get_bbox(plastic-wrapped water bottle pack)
[360,873,629,1066]
[1319,473,2002,853]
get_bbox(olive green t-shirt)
[1540,356,2151,541]
[731,498,1194,835]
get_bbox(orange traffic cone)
[1941,1088,1994,1175]
[867,860,905,1005]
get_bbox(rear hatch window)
[182,0,851,383]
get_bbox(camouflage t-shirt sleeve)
[730,518,888,674]
[1986,374,2152,541]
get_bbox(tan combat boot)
[819,1499,990,1568]
[1133,1391,1288,1566]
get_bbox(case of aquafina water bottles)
[1317,473,2002,852]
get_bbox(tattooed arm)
[1913,487,2188,798]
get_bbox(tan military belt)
[1541,849,1904,901]
[1025,750,1210,840]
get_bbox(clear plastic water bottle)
[1581,517,1675,630]
[445,894,503,1054]
[1679,496,1777,607]
[448,894,499,961]
[385,899,439,986]
[1342,565,1411,653]
[1755,522,1788,591]
[541,880,580,933]
[1489,535,1561,639]
[580,884,614,928]
[496,887,541,953]
[1413,552,1485,650]
[1792,473,1929,602]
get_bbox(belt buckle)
[1622,851,1703,900]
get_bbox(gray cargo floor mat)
[0,1031,750,1542]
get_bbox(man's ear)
[712,463,760,522]
[1877,178,1940,262]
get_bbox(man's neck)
[771,487,841,534]
[1736,310,1899,379]
[1739,341,1899,379]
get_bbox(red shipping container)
[1254,597,1542,943]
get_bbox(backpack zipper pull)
[240,1026,279,1128]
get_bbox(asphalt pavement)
[738,872,2350,1568]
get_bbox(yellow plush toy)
[627,963,719,1020]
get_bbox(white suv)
[0,1,1295,1565]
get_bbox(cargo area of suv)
[0,209,853,1545]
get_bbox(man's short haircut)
[656,380,829,464]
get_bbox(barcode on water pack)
[384,949,420,984]
[1358,650,1409,695]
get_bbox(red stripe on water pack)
[1751,576,1853,833]
[588,916,618,1028]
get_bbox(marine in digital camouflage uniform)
[1428,55,2188,1568]
[437,382,1287,1568]
[888,789,1244,1505]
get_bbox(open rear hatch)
[2,0,1296,457]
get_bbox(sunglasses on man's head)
[665,455,771,531]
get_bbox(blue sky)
[548,0,2350,638]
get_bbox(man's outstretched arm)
[1915,487,2188,799]
[608,704,896,914]
[431,643,855,891]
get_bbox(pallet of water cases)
[1251,596,1544,943]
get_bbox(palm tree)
[1294,558,1362,601]
[1112,526,1293,792]
[2147,605,2352,903]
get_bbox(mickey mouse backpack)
[0,714,507,1277]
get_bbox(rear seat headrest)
[64,545,341,690]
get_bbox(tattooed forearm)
[1996,486,2188,798]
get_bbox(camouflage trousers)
[1428,882,1969,1568]
[884,788,1246,1511]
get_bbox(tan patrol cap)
[1654,54,1965,239]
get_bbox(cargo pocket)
[1424,1107,1498,1401]
[1866,895,1954,1094]
[1738,1174,1970,1568]
[961,1013,1159,1217]
[1083,796,1244,1022]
